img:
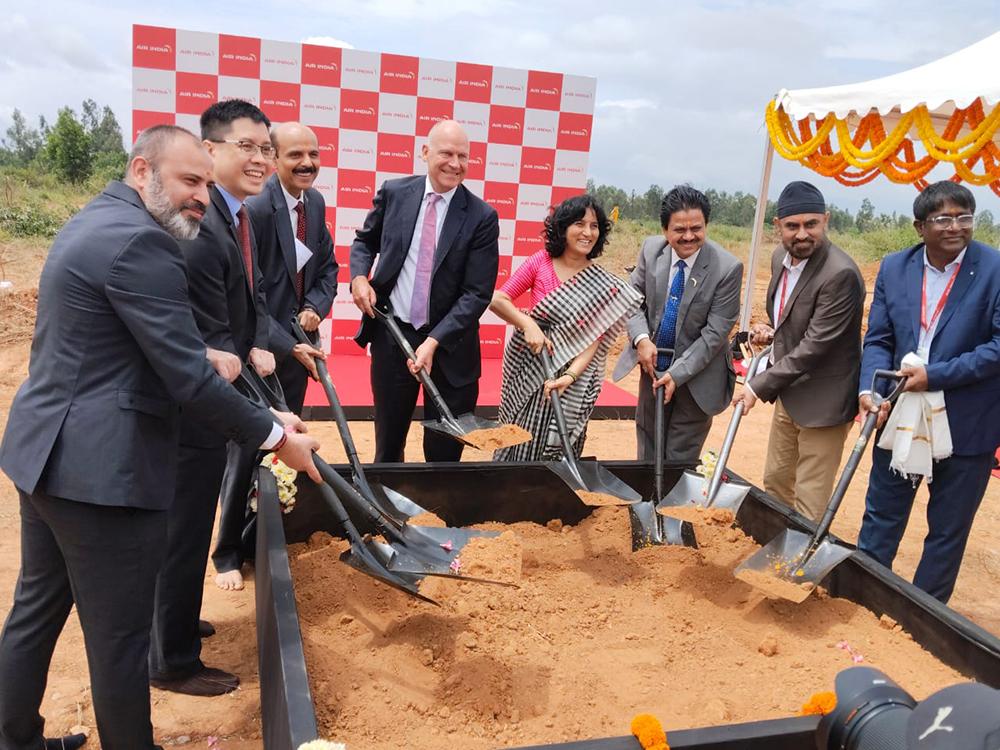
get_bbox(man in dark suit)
[0,125,318,750]
[857,181,1000,603]
[212,122,336,591]
[349,119,499,462]
[613,186,743,463]
[148,100,279,696]
[732,181,865,521]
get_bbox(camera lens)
[816,667,916,750]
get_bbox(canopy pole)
[739,134,775,332]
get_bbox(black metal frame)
[256,460,1000,749]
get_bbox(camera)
[816,667,1000,749]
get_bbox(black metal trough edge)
[255,468,319,749]
[256,459,1000,749]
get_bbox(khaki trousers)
[763,398,852,522]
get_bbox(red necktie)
[236,205,253,290]
[294,201,306,303]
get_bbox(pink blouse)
[500,250,561,308]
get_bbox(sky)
[1,0,998,215]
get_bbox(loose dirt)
[463,424,532,452]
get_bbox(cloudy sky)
[2,0,998,214]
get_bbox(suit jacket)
[0,182,273,510]
[245,173,338,359]
[861,240,1000,455]
[177,185,269,447]
[349,175,500,387]
[614,236,743,416]
[748,241,865,428]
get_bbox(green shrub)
[0,205,63,237]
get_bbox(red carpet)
[994,447,1000,479]
[302,354,638,420]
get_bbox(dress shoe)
[151,666,240,696]
[198,619,216,638]
[45,735,87,750]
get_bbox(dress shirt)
[279,180,305,238]
[634,244,701,347]
[389,176,458,325]
[775,253,809,321]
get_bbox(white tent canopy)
[773,31,1000,121]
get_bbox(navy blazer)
[245,173,338,358]
[861,239,1000,455]
[349,175,499,387]
[0,182,273,510]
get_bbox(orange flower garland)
[800,691,837,716]
[765,97,1000,196]
[631,714,670,750]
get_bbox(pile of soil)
[0,287,37,346]
[290,507,962,749]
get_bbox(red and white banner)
[132,25,596,358]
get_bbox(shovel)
[374,306,531,452]
[538,348,641,507]
[733,369,906,603]
[630,347,697,550]
[657,344,772,524]
[237,368,516,590]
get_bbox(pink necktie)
[409,193,441,329]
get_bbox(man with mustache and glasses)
[857,181,1000,604]
[148,100,281,697]
[0,125,319,750]
[731,181,864,522]
[210,122,337,592]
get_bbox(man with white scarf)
[858,181,1000,604]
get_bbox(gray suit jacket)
[614,236,743,415]
[0,182,273,510]
[748,241,864,428]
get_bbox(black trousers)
[370,322,478,463]
[0,490,166,750]
[148,442,226,680]
[212,355,307,575]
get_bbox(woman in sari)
[490,194,642,461]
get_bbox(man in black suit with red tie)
[349,119,500,462]
[211,122,336,591]
[148,100,279,696]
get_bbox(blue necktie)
[654,259,686,371]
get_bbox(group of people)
[0,97,997,749]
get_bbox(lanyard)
[777,268,790,321]
[921,263,961,333]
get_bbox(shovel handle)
[652,347,673,501]
[539,349,584,480]
[374,306,459,425]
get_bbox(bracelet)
[565,370,578,382]
[271,432,288,453]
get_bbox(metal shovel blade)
[733,529,853,603]
[340,539,438,605]
[420,412,531,452]
[383,525,519,587]
[629,501,698,550]
[656,470,751,523]
[548,457,642,506]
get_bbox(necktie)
[654,259,686,371]
[409,193,442,329]
[236,205,253,290]
[294,201,306,303]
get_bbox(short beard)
[145,170,204,241]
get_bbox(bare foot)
[214,569,244,591]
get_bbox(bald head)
[422,119,469,193]
[271,122,321,197]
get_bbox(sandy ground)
[0,252,998,747]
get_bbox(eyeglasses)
[210,139,276,159]
[925,214,975,229]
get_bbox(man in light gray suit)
[614,186,743,462]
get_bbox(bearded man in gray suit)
[614,186,743,463]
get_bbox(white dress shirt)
[280,180,306,237]
[917,247,965,360]
[389,176,458,325]
[634,244,701,347]
[774,253,809,321]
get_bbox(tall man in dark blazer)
[0,126,318,750]
[857,181,1000,603]
[349,119,500,462]
[614,186,743,463]
[211,122,336,591]
[148,100,279,696]
[732,181,865,521]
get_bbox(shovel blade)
[386,525,517,587]
[340,540,439,605]
[547,458,641,506]
[656,471,750,523]
[421,413,531,452]
[733,529,853,603]
[370,482,426,525]
[629,501,699,551]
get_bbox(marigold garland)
[800,691,837,716]
[631,713,670,750]
[765,97,1000,196]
